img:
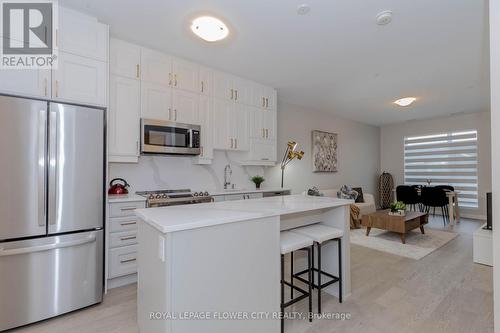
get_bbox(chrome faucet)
[224,164,232,190]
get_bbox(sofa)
[321,189,376,219]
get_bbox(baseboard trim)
[107,273,137,290]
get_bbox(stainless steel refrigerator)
[0,95,105,331]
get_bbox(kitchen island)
[135,194,352,333]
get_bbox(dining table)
[392,188,460,225]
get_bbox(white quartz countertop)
[108,194,147,203]
[208,187,291,196]
[135,194,353,233]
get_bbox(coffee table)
[361,210,429,244]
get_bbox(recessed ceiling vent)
[376,10,393,25]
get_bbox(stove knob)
[199,192,204,197]
[149,194,155,200]
[204,191,209,196]
[162,193,168,198]
[156,194,162,199]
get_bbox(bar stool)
[280,231,313,333]
[291,224,343,313]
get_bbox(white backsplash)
[108,151,266,192]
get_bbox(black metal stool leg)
[281,254,284,333]
[311,245,315,288]
[290,252,294,300]
[307,247,312,322]
[317,242,322,314]
[338,238,342,303]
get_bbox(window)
[404,130,478,208]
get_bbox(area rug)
[350,227,458,260]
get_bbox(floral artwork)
[312,130,338,172]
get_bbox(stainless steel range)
[136,189,213,207]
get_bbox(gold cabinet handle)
[174,74,178,86]
[55,80,59,97]
[168,108,172,120]
[120,221,137,226]
[230,138,233,149]
[44,78,48,96]
[200,146,204,156]
[262,128,265,138]
[235,138,237,149]
[235,90,238,101]
[267,98,269,108]
[262,97,265,107]
[169,73,172,86]
[231,89,234,100]
[201,81,204,93]
[136,64,140,78]
[120,235,137,241]
[174,109,177,121]
[266,129,269,138]
[120,258,136,264]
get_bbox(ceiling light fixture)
[190,16,229,42]
[297,4,311,15]
[376,10,393,25]
[394,97,417,107]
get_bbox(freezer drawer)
[0,230,103,331]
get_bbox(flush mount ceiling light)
[394,97,417,107]
[376,10,393,25]
[190,16,229,42]
[297,4,311,15]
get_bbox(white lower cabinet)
[109,75,140,162]
[0,68,50,98]
[107,199,145,290]
[52,51,107,106]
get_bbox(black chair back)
[396,185,420,205]
[421,187,448,207]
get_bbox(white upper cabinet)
[263,109,277,141]
[213,71,233,100]
[141,82,172,121]
[52,51,107,106]
[212,98,232,149]
[172,89,199,124]
[233,77,253,105]
[172,58,199,93]
[59,7,108,61]
[110,39,141,79]
[199,66,212,96]
[233,105,249,151]
[193,95,214,162]
[109,75,140,162]
[253,84,276,110]
[0,69,50,99]
[140,48,172,86]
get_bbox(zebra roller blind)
[404,130,478,208]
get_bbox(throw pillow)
[352,187,364,203]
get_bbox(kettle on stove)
[108,178,130,195]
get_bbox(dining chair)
[396,185,421,211]
[421,187,449,226]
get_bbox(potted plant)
[389,201,406,216]
[251,175,265,190]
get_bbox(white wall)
[264,102,381,196]
[380,112,491,219]
[109,151,264,193]
[490,0,500,331]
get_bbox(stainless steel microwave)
[141,119,201,155]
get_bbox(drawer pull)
[120,207,137,211]
[120,221,137,226]
[120,236,137,241]
[120,258,136,264]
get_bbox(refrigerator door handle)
[38,109,47,227]
[0,234,96,257]
[48,109,57,226]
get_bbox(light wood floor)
[11,217,493,333]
